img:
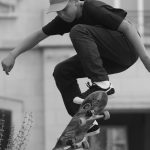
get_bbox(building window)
[0,109,11,150]
[0,0,18,17]
[88,126,128,150]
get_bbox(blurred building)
[0,0,150,150]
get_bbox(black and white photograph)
[0,0,150,150]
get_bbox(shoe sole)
[73,88,115,104]
[107,88,115,95]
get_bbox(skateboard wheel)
[79,117,86,126]
[103,111,110,120]
[82,140,89,149]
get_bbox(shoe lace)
[86,82,98,90]
[82,82,97,97]
[79,82,102,99]
[86,82,92,88]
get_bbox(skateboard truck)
[79,111,110,126]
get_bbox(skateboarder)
[1,0,150,135]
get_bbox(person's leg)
[53,55,86,116]
[70,24,138,101]
[53,55,102,135]
[70,24,138,83]
[70,24,109,82]
[102,57,132,74]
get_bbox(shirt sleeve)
[42,16,72,36]
[86,2,127,30]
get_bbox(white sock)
[94,81,110,89]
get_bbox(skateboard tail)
[53,144,64,150]
[53,140,64,150]
[53,147,64,150]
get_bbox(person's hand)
[1,52,16,75]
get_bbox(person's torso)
[42,0,127,36]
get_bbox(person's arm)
[1,29,48,75]
[10,29,48,58]
[118,19,150,72]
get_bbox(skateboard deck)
[53,91,110,150]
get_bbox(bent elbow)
[118,19,133,33]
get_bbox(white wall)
[144,0,150,10]
[0,0,45,47]
[0,49,45,150]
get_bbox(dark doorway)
[0,109,11,150]
[89,113,150,150]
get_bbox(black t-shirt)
[42,0,127,36]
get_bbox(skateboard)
[53,91,110,150]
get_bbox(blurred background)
[0,0,150,150]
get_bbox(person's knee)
[70,24,87,39]
[53,63,64,80]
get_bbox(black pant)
[53,24,138,116]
